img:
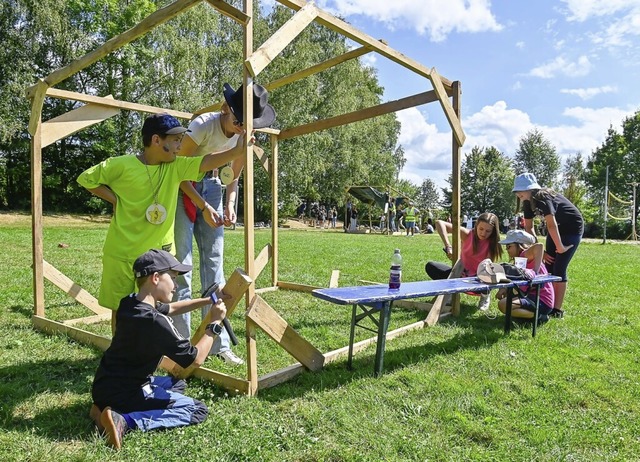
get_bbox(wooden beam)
[203,0,249,24]
[254,243,272,280]
[246,295,324,371]
[258,363,306,390]
[63,313,111,326]
[40,0,202,87]
[270,134,279,286]
[429,67,465,146]
[41,96,120,148]
[163,268,252,379]
[276,281,321,293]
[27,79,48,136]
[39,88,192,119]
[31,117,44,316]
[246,3,319,78]
[279,89,444,140]
[253,144,270,175]
[190,366,250,395]
[264,44,378,91]
[329,270,340,288]
[33,315,111,351]
[43,260,111,316]
[255,286,279,294]
[274,0,453,89]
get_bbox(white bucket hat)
[512,173,541,192]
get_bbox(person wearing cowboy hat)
[512,172,583,318]
[172,83,276,365]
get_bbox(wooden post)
[271,134,279,286]
[451,80,463,316]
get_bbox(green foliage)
[0,0,400,218]
[444,145,514,220]
[513,128,561,189]
[416,178,441,210]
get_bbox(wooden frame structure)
[26,0,464,396]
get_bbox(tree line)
[1,1,637,238]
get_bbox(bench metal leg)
[532,285,541,338]
[504,289,513,334]
[348,304,357,370]
[374,301,392,377]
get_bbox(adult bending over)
[512,173,583,317]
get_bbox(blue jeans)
[172,177,230,354]
[121,376,208,431]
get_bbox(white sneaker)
[477,294,491,312]
[216,350,245,366]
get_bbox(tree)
[562,153,587,207]
[448,146,514,221]
[416,178,441,211]
[513,128,561,188]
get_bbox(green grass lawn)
[1,213,639,461]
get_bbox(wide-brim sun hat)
[223,83,276,129]
[512,172,542,192]
[499,229,536,245]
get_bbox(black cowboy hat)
[223,83,276,129]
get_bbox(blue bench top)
[312,275,560,305]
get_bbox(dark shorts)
[518,296,553,315]
[545,233,581,281]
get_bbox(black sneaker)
[100,407,128,450]
[549,308,564,319]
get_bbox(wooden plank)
[246,3,318,78]
[430,67,465,146]
[270,134,279,286]
[43,260,111,315]
[276,281,320,293]
[27,79,48,136]
[279,89,444,140]
[63,313,111,326]
[451,80,463,316]
[254,244,272,280]
[246,295,324,371]
[258,363,306,390]
[246,318,259,396]
[163,268,252,379]
[274,0,453,89]
[42,88,192,119]
[158,357,250,394]
[203,0,249,24]
[329,270,340,288]
[31,117,44,316]
[32,315,111,351]
[253,144,270,174]
[255,286,279,294]
[40,0,202,87]
[41,96,120,148]
[265,44,376,91]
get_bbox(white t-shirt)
[186,112,238,156]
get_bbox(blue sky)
[283,0,640,190]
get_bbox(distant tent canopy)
[346,186,388,209]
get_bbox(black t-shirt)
[523,192,584,235]
[92,295,197,405]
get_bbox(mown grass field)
[1,212,639,461]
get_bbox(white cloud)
[318,0,503,41]
[560,86,618,100]
[396,101,634,190]
[527,55,592,78]
[561,0,640,22]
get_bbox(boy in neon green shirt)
[78,113,244,313]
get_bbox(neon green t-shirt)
[78,154,204,261]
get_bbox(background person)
[512,172,583,318]
[172,82,275,365]
[495,230,555,324]
[425,212,503,311]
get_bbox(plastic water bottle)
[389,248,402,290]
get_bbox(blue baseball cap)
[142,113,189,138]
